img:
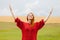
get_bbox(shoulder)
[34,22,39,25]
[39,19,45,23]
[15,17,25,23]
[35,19,45,24]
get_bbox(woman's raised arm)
[9,4,15,20]
[44,8,53,22]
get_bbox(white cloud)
[25,0,39,9]
[24,0,41,16]
[0,8,11,16]
[0,0,60,16]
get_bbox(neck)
[28,20,34,27]
[28,20,31,24]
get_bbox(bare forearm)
[44,8,53,22]
[44,13,51,22]
[9,4,15,20]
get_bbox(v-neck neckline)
[28,23,35,28]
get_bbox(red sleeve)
[15,18,24,30]
[37,19,45,30]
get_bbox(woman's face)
[27,12,34,20]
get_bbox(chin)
[29,18,32,19]
[29,18,32,20]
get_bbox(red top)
[15,18,45,40]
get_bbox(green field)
[0,22,60,40]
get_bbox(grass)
[0,22,60,40]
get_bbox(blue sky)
[0,0,60,17]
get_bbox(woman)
[9,4,53,40]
